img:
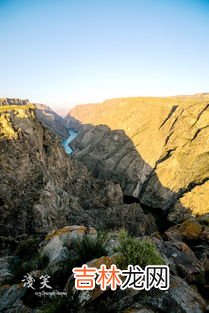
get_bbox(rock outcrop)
[65,94,209,222]
[0,98,68,139]
[0,100,125,241]
[76,275,207,313]
[0,99,156,257]
[40,226,97,275]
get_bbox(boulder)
[67,254,118,309]
[117,276,206,313]
[164,218,203,241]
[137,275,207,313]
[40,226,97,274]
[74,275,207,313]
[154,238,204,284]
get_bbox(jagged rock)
[0,98,30,106]
[105,203,158,236]
[0,98,68,139]
[65,95,209,221]
[75,275,206,313]
[154,238,204,284]
[69,124,154,199]
[0,101,124,239]
[153,275,206,313]
[40,226,97,274]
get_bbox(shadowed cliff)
[0,99,158,248]
[65,94,209,223]
[67,122,195,225]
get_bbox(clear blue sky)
[0,0,209,112]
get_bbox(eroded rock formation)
[65,94,209,222]
[0,100,125,239]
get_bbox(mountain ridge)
[65,93,209,222]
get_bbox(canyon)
[65,94,209,223]
[0,96,209,312]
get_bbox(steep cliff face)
[65,94,209,222]
[35,103,68,138]
[0,99,125,238]
[0,98,68,139]
[70,124,154,198]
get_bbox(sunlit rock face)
[65,94,209,221]
[0,98,68,139]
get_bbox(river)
[62,129,78,155]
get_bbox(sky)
[0,0,209,113]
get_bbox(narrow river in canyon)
[62,129,78,154]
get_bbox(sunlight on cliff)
[0,104,35,140]
[0,114,18,140]
[178,181,209,216]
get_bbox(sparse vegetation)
[12,236,49,282]
[114,229,164,269]
[75,231,108,265]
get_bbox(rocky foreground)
[0,97,209,312]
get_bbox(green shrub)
[115,229,164,269]
[75,231,108,265]
[46,232,108,290]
